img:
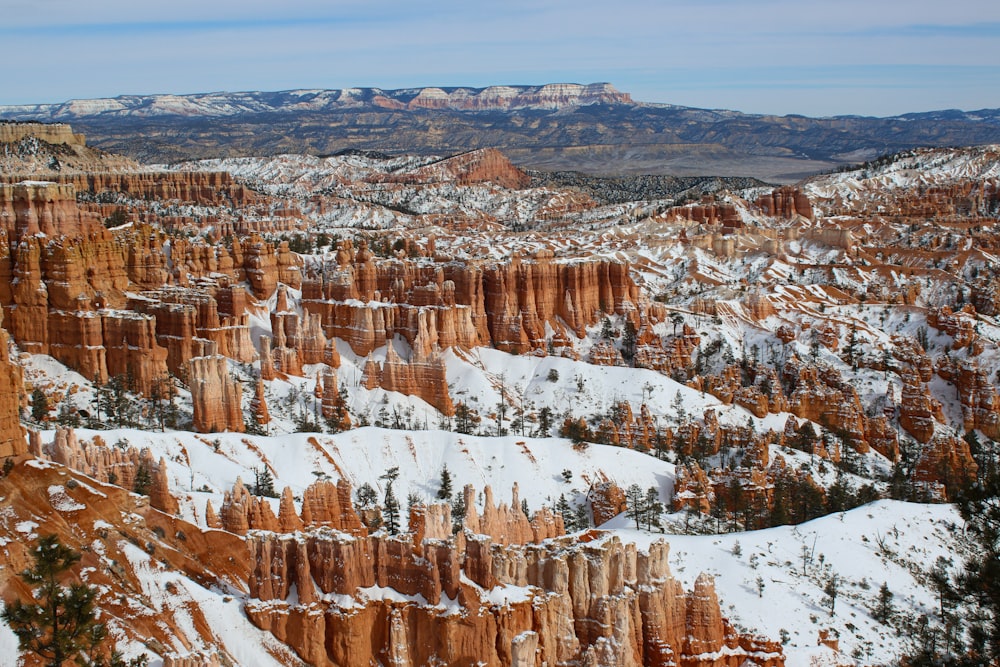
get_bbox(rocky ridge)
[4,87,1000,180]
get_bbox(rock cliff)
[246,524,782,667]
[0,306,26,458]
[188,355,244,433]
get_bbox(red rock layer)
[303,244,645,357]
[588,481,628,526]
[0,306,26,458]
[384,148,531,190]
[755,186,814,220]
[219,477,369,536]
[360,345,454,415]
[461,483,564,545]
[245,531,783,667]
[0,181,100,237]
[29,428,178,514]
[187,355,244,433]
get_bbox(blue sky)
[4,0,1000,117]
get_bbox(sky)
[3,0,1000,117]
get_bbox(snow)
[49,426,675,527]
[609,499,968,665]
[115,541,293,666]
[485,584,534,607]
[48,485,86,512]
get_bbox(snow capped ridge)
[0,83,633,120]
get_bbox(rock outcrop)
[245,528,783,667]
[0,306,26,458]
[755,186,813,220]
[28,428,179,514]
[187,356,244,433]
[361,345,454,415]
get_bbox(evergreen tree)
[929,556,954,616]
[621,320,638,361]
[644,486,664,531]
[824,574,840,616]
[454,402,479,435]
[99,374,134,429]
[451,490,466,533]
[873,582,894,624]
[555,494,573,529]
[253,467,277,498]
[31,387,49,423]
[572,502,590,532]
[355,482,378,509]
[956,467,1000,663]
[406,492,421,513]
[2,535,147,667]
[132,461,152,496]
[324,385,352,434]
[436,464,453,501]
[624,484,645,529]
[536,406,553,437]
[601,317,614,340]
[55,390,81,428]
[381,467,401,534]
[845,321,859,368]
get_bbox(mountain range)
[4,83,1000,182]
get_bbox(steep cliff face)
[0,306,26,458]
[303,246,644,357]
[0,122,86,146]
[245,525,782,667]
[755,186,813,220]
[361,344,454,415]
[187,355,244,433]
[0,181,99,237]
[391,148,531,189]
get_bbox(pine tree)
[406,492,421,513]
[573,502,590,531]
[55,390,81,428]
[624,484,645,529]
[929,555,954,616]
[451,490,466,533]
[381,467,401,535]
[324,385,352,434]
[601,317,614,340]
[644,486,664,531]
[536,406,553,437]
[622,320,638,361]
[1,535,148,666]
[454,402,478,435]
[555,494,573,529]
[253,467,277,498]
[824,574,840,616]
[873,582,894,624]
[31,387,49,423]
[437,464,453,500]
[355,482,377,509]
[132,462,152,496]
[956,465,1000,663]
